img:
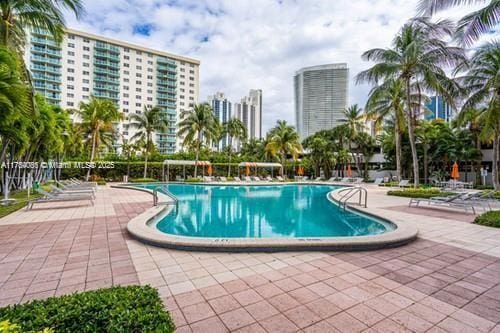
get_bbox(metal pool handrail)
[337,186,367,210]
[153,186,179,209]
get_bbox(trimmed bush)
[0,286,174,333]
[387,188,454,199]
[129,178,159,183]
[474,210,500,228]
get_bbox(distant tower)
[294,63,348,140]
[207,92,232,150]
[234,89,262,140]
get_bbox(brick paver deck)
[1,185,500,332]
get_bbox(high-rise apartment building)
[294,63,348,140]
[425,96,454,122]
[207,92,232,150]
[23,28,200,154]
[234,89,262,140]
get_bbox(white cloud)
[65,0,482,133]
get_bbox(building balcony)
[93,90,119,101]
[94,41,120,54]
[30,46,61,56]
[156,86,176,93]
[93,59,120,68]
[33,82,60,92]
[93,83,120,92]
[31,55,61,65]
[30,36,59,47]
[156,79,176,87]
[157,57,176,66]
[157,101,176,108]
[157,73,176,80]
[94,50,120,60]
[156,93,176,101]
[32,73,61,83]
[93,66,120,77]
[31,64,61,75]
[93,75,120,84]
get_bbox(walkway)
[0,185,499,333]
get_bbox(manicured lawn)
[0,188,44,219]
[0,286,174,333]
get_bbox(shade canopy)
[451,162,459,180]
[163,160,211,166]
[238,162,282,168]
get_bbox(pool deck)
[1,184,500,332]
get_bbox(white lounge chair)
[265,176,273,181]
[50,184,95,198]
[398,179,410,188]
[219,176,227,182]
[408,193,479,213]
[276,176,284,181]
[233,176,241,182]
[373,178,384,185]
[29,189,94,210]
[244,176,252,182]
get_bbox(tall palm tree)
[265,120,302,175]
[129,106,169,178]
[0,0,84,50]
[177,103,217,177]
[343,104,365,176]
[223,118,247,177]
[417,0,499,46]
[357,18,466,187]
[0,46,29,162]
[458,41,500,189]
[76,97,122,180]
[364,78,423,181]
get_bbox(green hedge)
[0,286,174,333]
[387,188,454,198]
[474,210,500,228]
[129,178,159,183]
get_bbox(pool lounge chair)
[28,189,94,210]
[56,181,96,193]
[373,178,384,185]
[233,176,241,182]
[408,193,478,213]
[50,185,95,198]
[398,179,410,188]
[314,177,323,181]
[244,176,252,182]
[219,176,227,182]
[353,178,363,184]
[265,176,273,181]
[252,176,262,181]
[69,178,98,187]
[62,179,96,189]
[340,177,351,183]
[327,177,336,182]
[276,176,284,181]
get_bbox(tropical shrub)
[0,286,174,333]
[387,188,454,198]
[474,211,500,228]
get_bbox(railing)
[337,186,367,211]
[153,186,178,210]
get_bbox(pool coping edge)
[113,183,418,252]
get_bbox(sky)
[63,0,484,133]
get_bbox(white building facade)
[234,89,262,140]
[294,63,348,140]
[24,28,200,154]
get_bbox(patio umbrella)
[451,162,459,180]
[207,165,213,176]
[297,166,303,176]
[347,164,352,177]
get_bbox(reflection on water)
[153,184,390,238]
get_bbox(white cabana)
[162,160,211,181]
[238,162,283,177]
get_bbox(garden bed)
[0,286,174,333]
[387,188,455,199]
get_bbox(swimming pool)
[145,184,395,238]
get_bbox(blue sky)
[64,0,482,133]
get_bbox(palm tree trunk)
[394,116,402,182]
[194,132,202,178]
[423,145,428,184]
[228,136,233,177]
[86,131,97,181]
[493,135,499,190]
[405,79,419,188]
[475,136,482,184]
[143,136,149,179]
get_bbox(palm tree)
[223,118,247,177]
[343,104,365,176]
[364,78,407,181]
[265,120,302,175]
[177,103,217,177]
[458,41,500,189]
[129,106,169,178]
[357,18,466,187]
[0,0,84,50]
[76,97,122,180]
[417,0,499,46]
[0,46,29,163]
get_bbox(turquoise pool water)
[145,184,394,238]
